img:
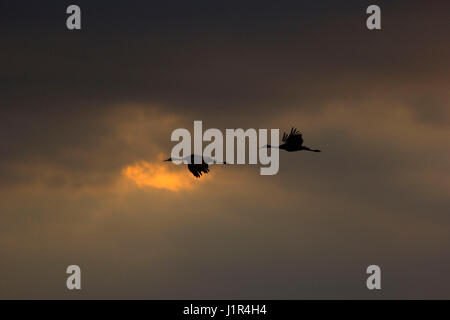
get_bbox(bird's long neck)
[164,157,184,162]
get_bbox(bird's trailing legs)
[302,146,321,152]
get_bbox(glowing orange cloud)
[123,161,202,192]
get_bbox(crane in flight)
[264,128,321,152]
[163,154,225,178]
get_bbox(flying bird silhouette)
[164,154,225,178]
[264,128,321,152]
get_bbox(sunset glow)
[123,161,201,191]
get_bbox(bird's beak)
[163,158,171,162]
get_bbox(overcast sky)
[1,0,449,299]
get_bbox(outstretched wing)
[282,127,303,146]
[188,162,210,178]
